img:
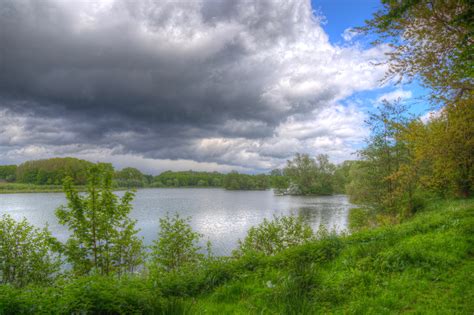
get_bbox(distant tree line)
[222,172,269,190]
[0,165,16,182]
[151,170,224,188]
[0,156,355,195]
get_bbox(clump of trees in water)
[278,153,351,195]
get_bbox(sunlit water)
[0,188,353,255]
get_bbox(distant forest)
[0,156,352,195]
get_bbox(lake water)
[0,188,352,255]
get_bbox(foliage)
[360,0,473,102]
[332,160,355,194]
[223,171,270,190]
[269,168,290,192]
[0,165,16,182]
[0,214,61,287]
[0,275,166,315]
[346,86,473,218]
[235,215,314,256]
[349,0,474,218]
[153,170,224,188]
[56,165,144,276]
[400,97,474,198]
[284,153,337,195]
[347,101,415,215]
[150,214,205,273]
[15,157,94,185]
[114,167,147,188]
[2,159,293,191]
[1,198,473,313]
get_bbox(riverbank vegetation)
[1,193,472,313]
[342,0,473,226]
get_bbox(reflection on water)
[0,188,353,255]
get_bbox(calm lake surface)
[0,188,353,255]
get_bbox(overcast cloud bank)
[0,0,389,173]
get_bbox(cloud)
[376,89,413,104]
[420,108,442,124]
[342,27,358,41]
[0,0,388,172]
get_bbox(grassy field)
[1,198,473,314]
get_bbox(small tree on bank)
[56,165,144,276]
[150,214,204,273]
[0,214,61,287]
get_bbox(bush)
[0,214,61,287]
[235,215,314,256]
[150,214,206,273]
[59,275,163,314]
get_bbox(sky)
[0,0,430,174]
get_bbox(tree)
[150,214,204,272]
[398,98,474,198]
[0,165,16,182]
[284,153,336,195]
[0,214,61,287]
[362,0,474,199]
[16,157,94,185]
[332,161,355,194]
[115,167,146,188]
[361,0,473,102]
[223,172,270,190]
[270,168,290,192]
[56,165,144,276]
[347,100,413,214]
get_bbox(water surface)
[0,188,352,255]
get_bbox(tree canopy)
[361,0,473,102]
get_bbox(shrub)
[0,214,61,287]
[235,215,314,256]
[150,214,205,273]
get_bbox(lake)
[0,188,353,255]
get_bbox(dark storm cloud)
[0,0,387,169]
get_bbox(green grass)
[0,183,67,193]
[0,183,132,194]
[1,198,473,314]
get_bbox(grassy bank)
[0,183,270,194]
[1,198,473,314]
[0,183,68,194]
[0,183,136,194]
